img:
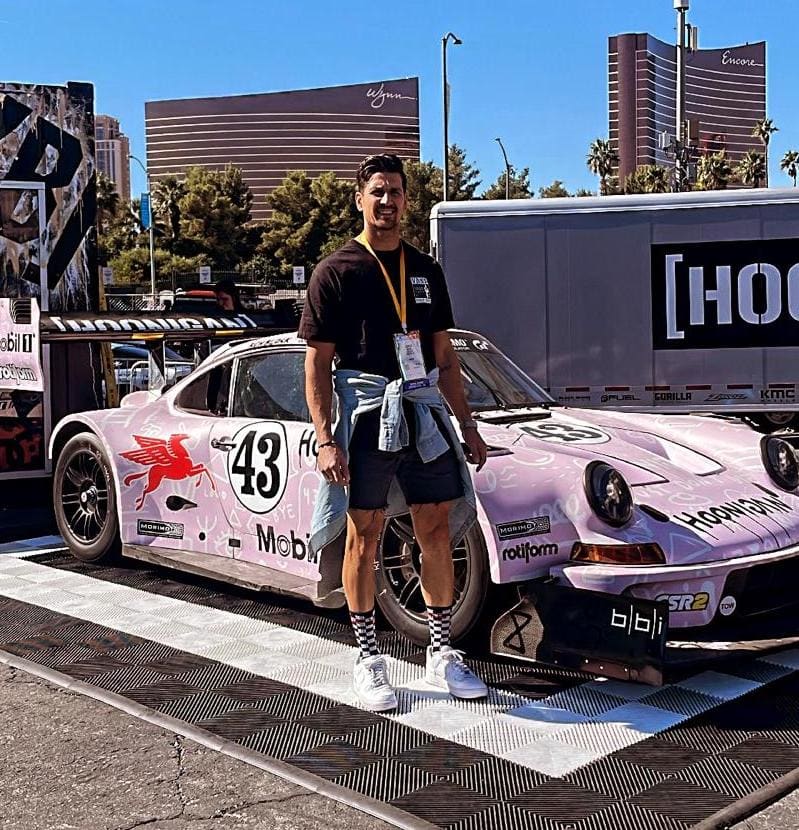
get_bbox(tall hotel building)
[145,78,420,222]
[95,114,131,202]
[608,35,766,183]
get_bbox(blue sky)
[8,0,797,198]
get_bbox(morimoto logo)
[652,239,799,350]
[502,542,558,563]
[256,524,317,563]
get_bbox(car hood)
[477,407,728,484]
[475,407,799,563]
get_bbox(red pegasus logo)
[121,434,216,511]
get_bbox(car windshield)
[457,348,554,411]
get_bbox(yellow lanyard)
[356,232,407,332]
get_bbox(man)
[214,278,242,312]
[300,154,488,711]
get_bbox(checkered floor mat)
[1,551,798,828]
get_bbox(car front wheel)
[54,433,120,563]
[375,515,489,645]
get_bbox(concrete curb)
[692,768,799,829]
[0,648,437,830]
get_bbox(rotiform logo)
[502,542,558,563]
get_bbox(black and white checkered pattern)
[1,543,798,829]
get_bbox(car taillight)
[570,542,666,565]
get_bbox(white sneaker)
[353,654,398,711]
[425,645,488,699]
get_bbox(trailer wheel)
[53,433,120,563]
[375,515,488,645]
[749,412,798,433]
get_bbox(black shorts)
[347,412,463,510]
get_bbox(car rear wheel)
[375,515,488,645]
[54,433,120,563]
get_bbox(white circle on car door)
[227,422,288,514]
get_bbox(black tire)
[748,412,798,433]
[375,515,489,645]
[53,433,120,563]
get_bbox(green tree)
[402,160,443,252]
[735,150,767,188]
[695,151,732,191]
[623,165,670,194]
[96,173,120,232]
[780,150,799,186]
[752,117,778,185]
[586,138,617,195]
[574,188,595,197]
[260,170,360,275]
[538,180,571,198]
[178,165,254,266]
[483,167,533,200]
[447,144,481,200]
[108,247,204,286]
[152,174,186,250]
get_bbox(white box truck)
[431,188,799,431]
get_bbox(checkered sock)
[350,609,379,660]
[427,605,452,652]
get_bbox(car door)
[208,347,322,580]
[117,359,236,557]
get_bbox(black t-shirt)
[299,238,455,380]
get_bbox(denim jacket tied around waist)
[309,367,477,558]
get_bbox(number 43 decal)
[227,423,288,513]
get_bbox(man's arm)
[433,331,487,471]
[304,341,349,485]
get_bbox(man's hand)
[317,443,350,485]
[462,427,487,471]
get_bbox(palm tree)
[642,165,671,193]
[780,150,799,187]
[586,138,616,195]
[152,174,186,247]
[696,151,732,191]
[96,172,120,232]
[735,150,767,188]
[752,117,778,185]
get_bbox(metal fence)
[105,271,307,314]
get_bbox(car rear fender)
[49,415,125,518]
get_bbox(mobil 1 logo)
[652,237,799,349]
[227,422,288,513]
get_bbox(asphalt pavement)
[0,662,391,830]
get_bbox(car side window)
[232,351,309,422]
[175,362,232,416]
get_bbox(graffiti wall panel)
[0,81,100,474]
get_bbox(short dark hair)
[356,154,407,193]
[214,278,238,297]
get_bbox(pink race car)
[50,330,799,683]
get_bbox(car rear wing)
[0,298,297,394]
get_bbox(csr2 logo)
[655,592,709,612]
[227,423,288,513]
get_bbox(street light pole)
[674,0,689,192]
[442,31,462,202]
[129,153,156,298]
[495,137,512,199]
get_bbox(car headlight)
[583,461,634,527]
[761,436,799,490]
[571,542,665,565]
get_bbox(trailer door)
[0,181,50,478]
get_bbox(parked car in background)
[111,343,194,397]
